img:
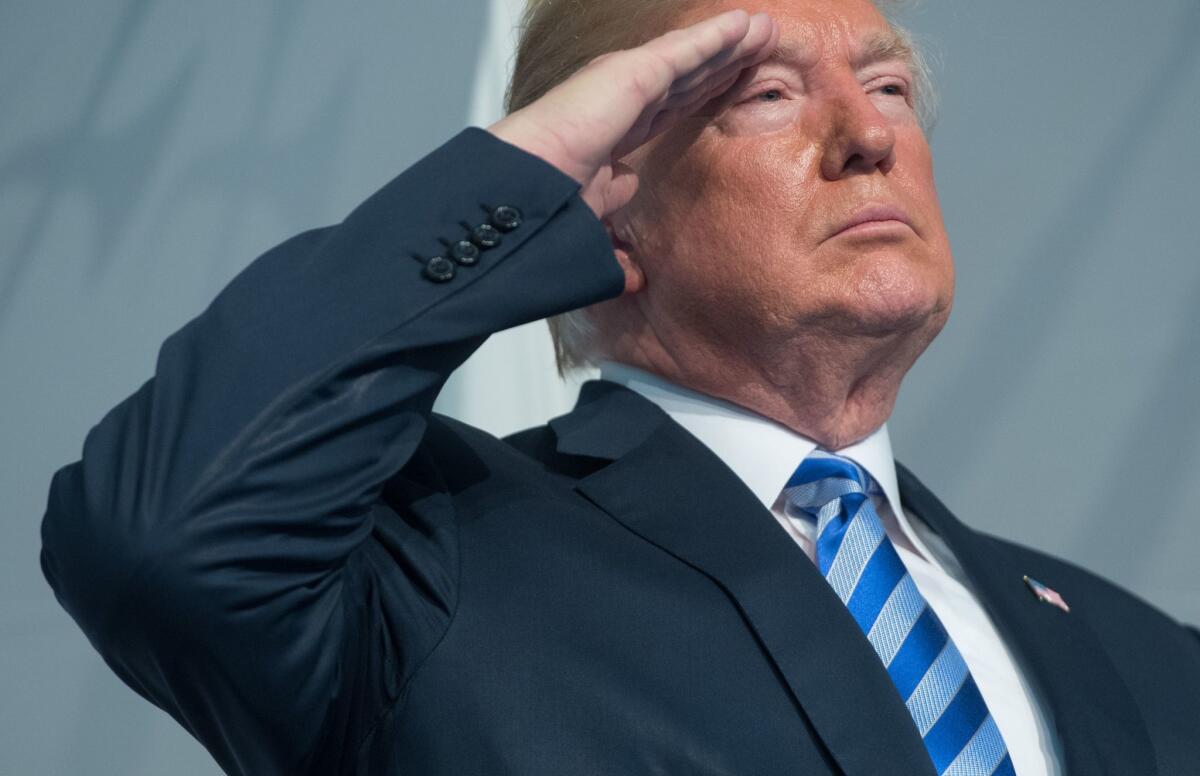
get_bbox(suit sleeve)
[39,127,625,775]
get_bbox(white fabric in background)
[433,0,594,436]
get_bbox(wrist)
[486,114,580,186]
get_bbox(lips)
[830,204,914,239]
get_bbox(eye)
[750,88,785,103]
[872,80,909,98]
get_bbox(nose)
[819,84,897,180]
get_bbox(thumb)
[579,161,640,220]
[605,161,640,217]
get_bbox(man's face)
[615,0,954,367]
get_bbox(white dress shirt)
[599,361,1060,776]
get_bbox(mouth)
[830,204,915,240]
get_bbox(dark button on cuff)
[450,240,480,265]
[490,205,522,232]
[423,256,455,282]
[471,224,502,248]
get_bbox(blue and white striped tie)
[784,451,1015,776]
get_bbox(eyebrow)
[767,30,914,70]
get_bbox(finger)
[611,56,751,159]
[550,11,755,148]
[664,12,778,99]
[619,54,756,156]
[610,12,774,154]
[640,78,734,147]
[644,8,755,82]
[613,99,698,159]
[697,65,759,113]
[614,9,752,107]
[606,161,640,216]
[661,45,764,111]
[655,15,778,128]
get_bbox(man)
[40,1,1200,774]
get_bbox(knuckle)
[623,50,672,100]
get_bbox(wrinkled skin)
[594,0,955,448]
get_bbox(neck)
[601,319,935,450]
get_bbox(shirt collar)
[598,360,926,560]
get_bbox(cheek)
[632,138,831,323]
[644,153,810,287]
[889,132,951,250]
[685,141,818,239]
[897,133,940,206]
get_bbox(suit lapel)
[897,464,1157,775]
[553,382,937,776]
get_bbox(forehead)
[683,0,900,64]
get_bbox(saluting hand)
[488,9,779,223]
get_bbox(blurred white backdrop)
[2,0,1198,773]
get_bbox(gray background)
[2,0,1197,773]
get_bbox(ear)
[603,216,645,295]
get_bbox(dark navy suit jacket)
[41,128,1200,775]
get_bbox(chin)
[837,254,952,337]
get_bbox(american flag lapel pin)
[1023,575,1071,613]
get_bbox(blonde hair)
[505,0,938,375]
